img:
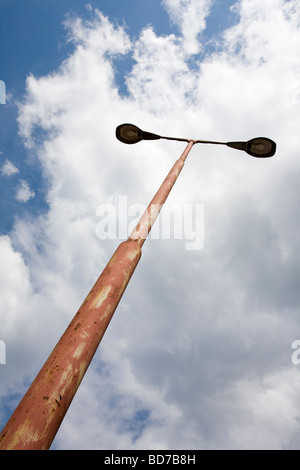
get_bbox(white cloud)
[2,0,300,450]
[0,235,64,398]
[162,0,214,54]
[1,159,19,176]
[15,180,35,202]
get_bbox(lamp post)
[0,125,276,450]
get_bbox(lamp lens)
[116,124,142,144]
[246,138,276,158]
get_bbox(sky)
[0,0,300,450]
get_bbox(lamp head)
[227,137,276,158]
[116,123,161,144]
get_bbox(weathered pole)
[0,140,195,450]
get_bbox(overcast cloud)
[1,0,300,449]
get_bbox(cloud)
[1,0,300,449]
[0,235,56,396]
[15,180,35,202]
[1,160,19,177]
[162,0,214,54]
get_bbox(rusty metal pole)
[0,140,195,450]
[129,140,195,246]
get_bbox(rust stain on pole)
[0,140,195,450]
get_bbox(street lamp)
[116,123,276,158]
[0,124,276,450]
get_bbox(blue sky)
[0,0,237,233]
[1,0,300,450]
